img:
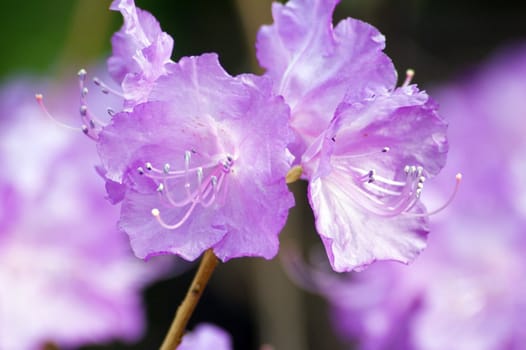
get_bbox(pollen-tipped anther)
[77,69,87,79]
[403,69,415,87]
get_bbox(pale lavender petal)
[108,0,174,106]
[257,0,396,157]
[309,171,429,272]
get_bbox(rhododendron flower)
[97,52,294,261]
[179,324,232,350]
[67,0,294,263]
[257,0,448,271]
[300,45,526,350]
[0,78,169,349]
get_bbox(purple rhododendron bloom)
[98,52,294,261]
[0,78,169,349]
[304,45,526,349]
[178,323,232,350]
[91,1,295,262]
[257,0,448,271]
[108,0,174,108]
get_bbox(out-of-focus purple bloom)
[179,323,232,350]
[257,0,448,271]
[0,78,169,349]
[97,51,294,261]
[305,45,526,349]
[108,0,174,108]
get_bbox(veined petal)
[321,86,448,180]
[309,170,429,272]
[257,0,396,156]
[307,86,447,271]
[108,0,174,106]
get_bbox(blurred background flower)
[0,73,174,348]
[1,1,525,349]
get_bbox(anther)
[156,183,164,192]
[91,76,123,97]
[145,162,153,171]
[163,163,171,174]
[137,167,144,175]
[78,69,87,80]
[81,87,89,97]
[382,146,390,153]
[403,69,415,87]
[107,108,115,117]
[367,169,376,183]
[80,105,88,116]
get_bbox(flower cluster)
[0,77,170,349]
[303,44,526,349]
[75,0,447,272]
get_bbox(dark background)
[1,1,525,349]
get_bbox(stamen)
[35,94,79,131]
[147,153,235,230]
[77,68,107,140]
[402,69,415,87]
[78,69,87,81]
[151,202,198,230]
[347,163,428,217]
[80,105,88,117]
[407,173,462,217]
[92,77,125,98]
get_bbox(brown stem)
[160,249,219,350]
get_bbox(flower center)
[347,163,426,217]
[140,150,235,229]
